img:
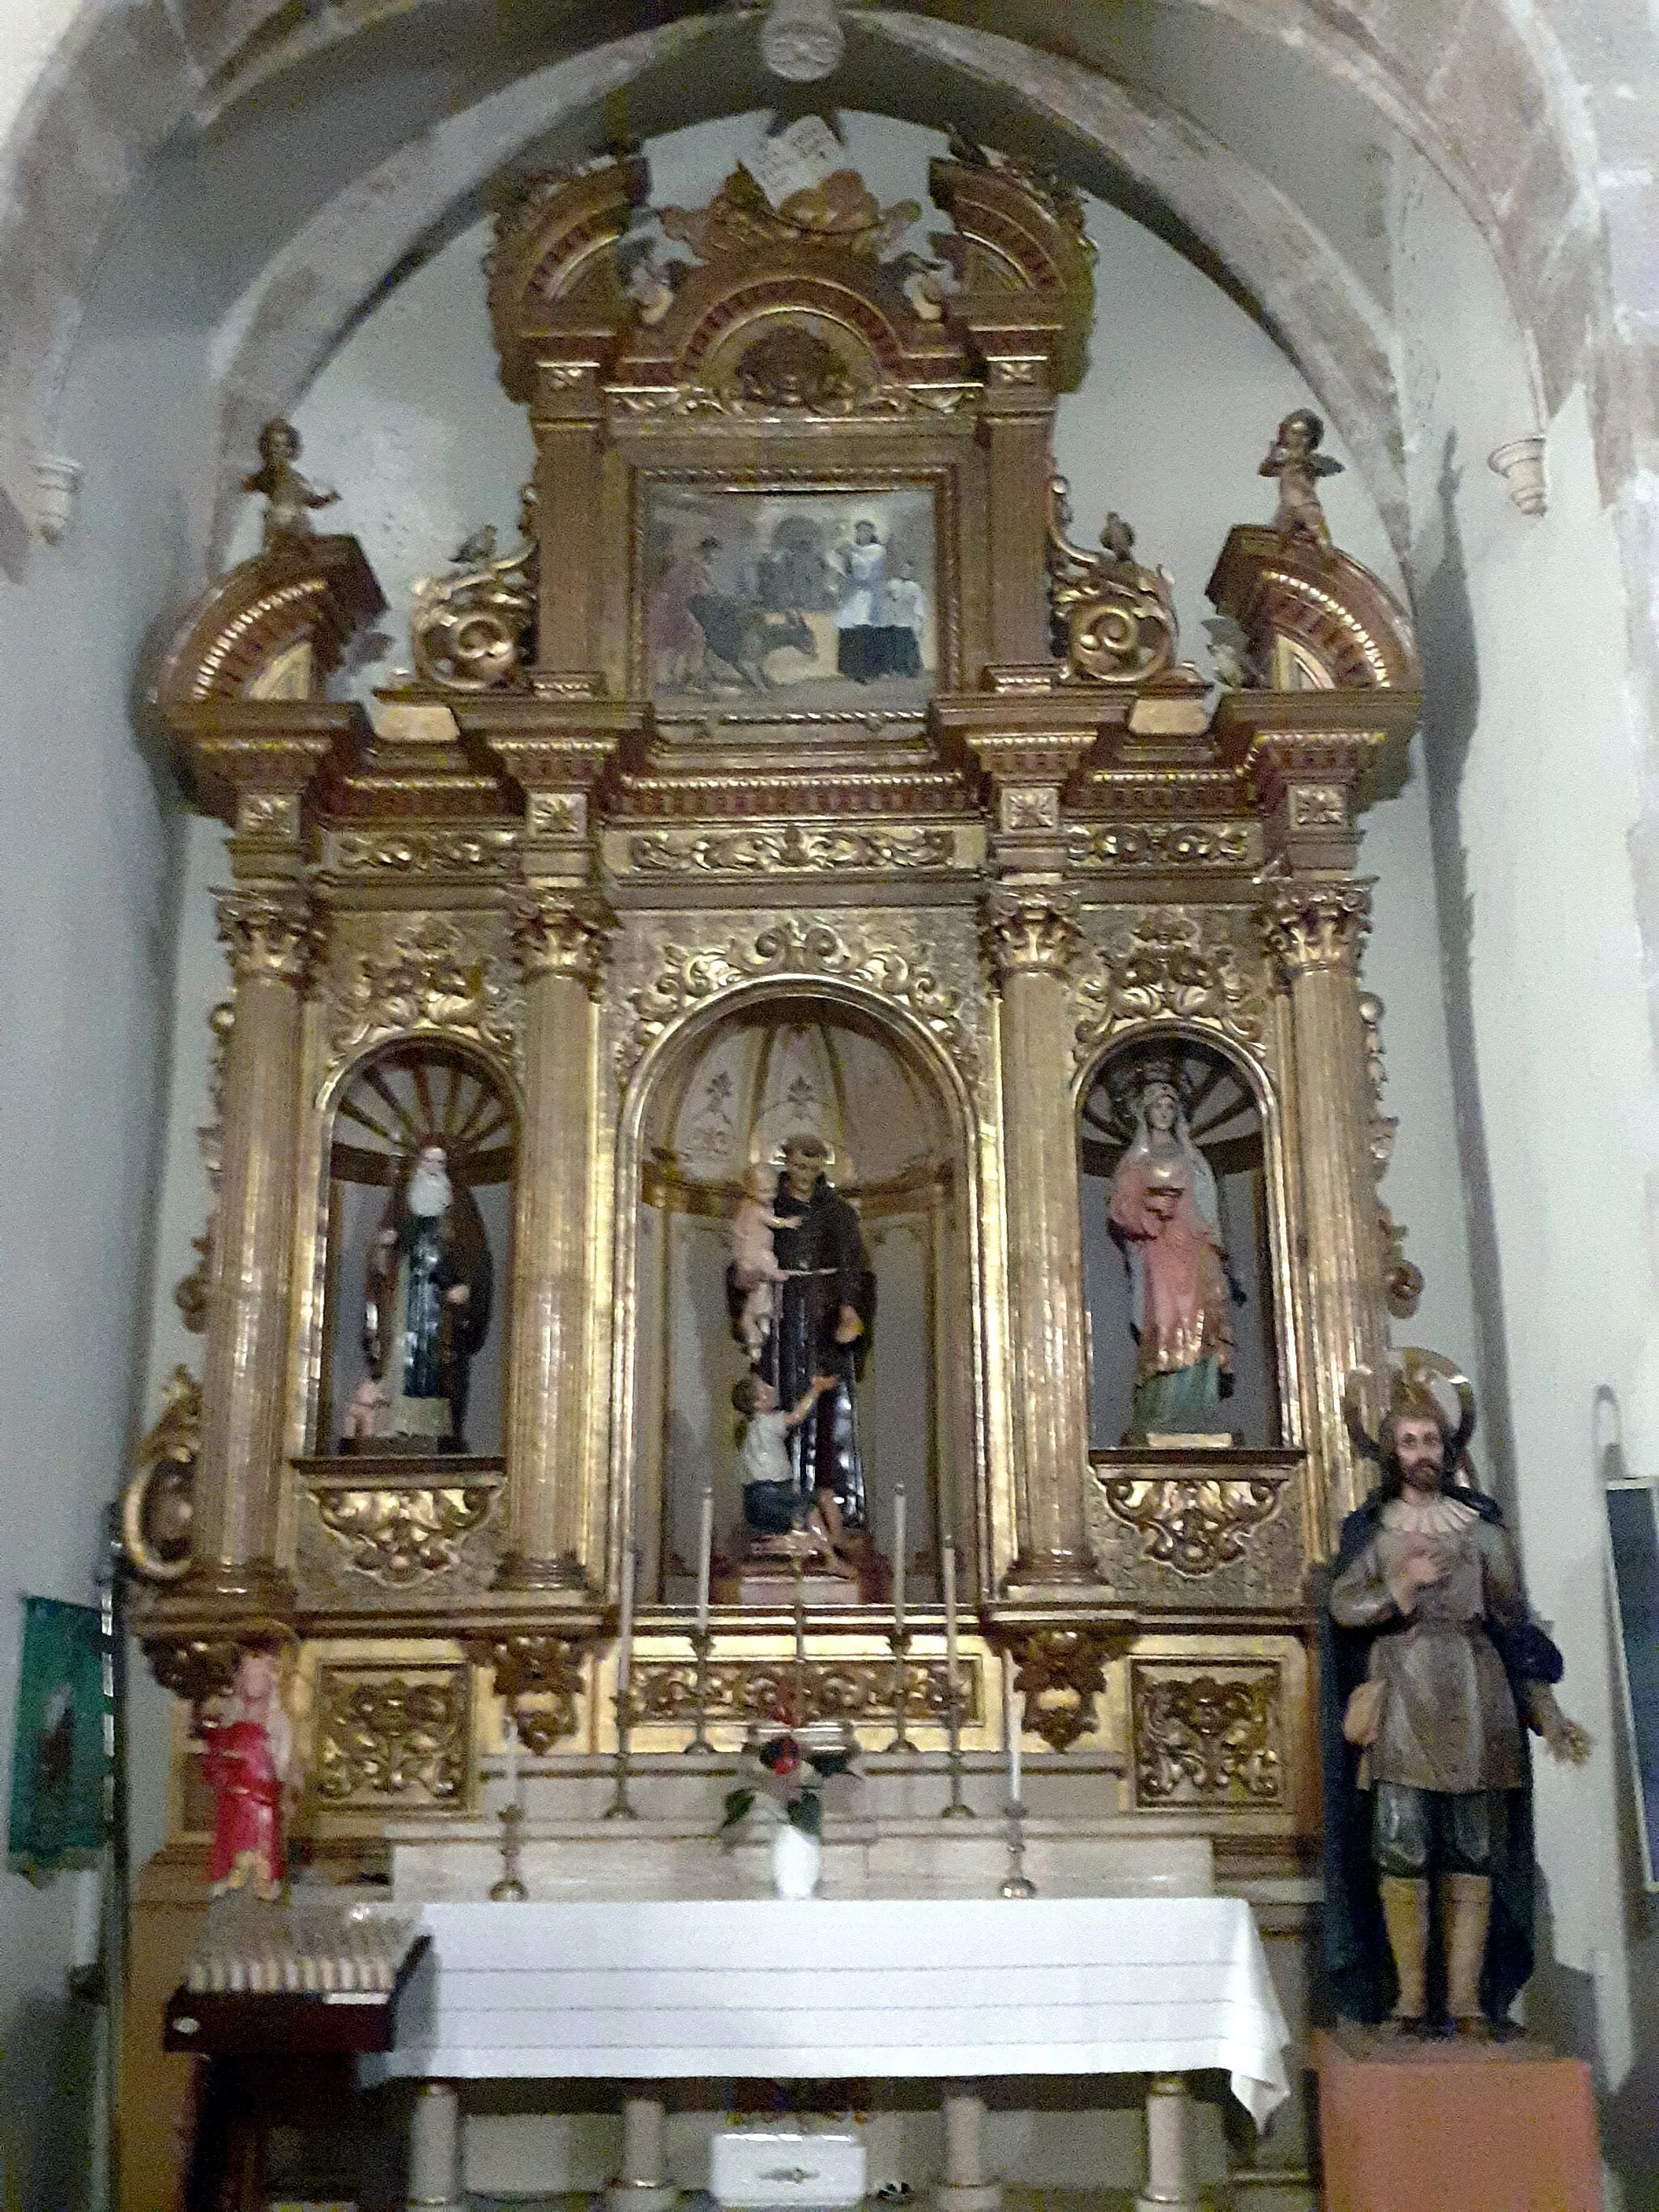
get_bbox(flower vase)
[770,1815,822,1899]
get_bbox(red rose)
[759,1733,801,1776]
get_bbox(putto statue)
[356,1142,493,1452]
[241,420,339,550]
[1259,407,1342,553]
[1322,1352,1591,2038]
[1107,1063,1239,1438]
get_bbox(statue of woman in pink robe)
[1107,1073,1236,1437]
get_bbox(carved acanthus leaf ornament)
[1072,823,1252,871]
[328,913,522,1071]
[510,891,615,997]
[616,914,983,1084]
[1002,1625,1121,1753]
[314,1667,470,1804]
[467,1631,589,1754]
[982,886,1081,981]
[1071,908,1270,1068]
[1258,877,1373,979]
[215,891,316,984]
[1098,1472,1289,1579]
[312,1480,500,1586]
[629,1657,975,1729]
[625,824,957,877]
[1132,1665,1282,1805]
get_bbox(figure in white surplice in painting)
[1107,1067,1237,1437]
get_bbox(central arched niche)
[633,991,966,1606]
[1079,1034,1281,1450]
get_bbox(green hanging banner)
[7,1597,108,1884]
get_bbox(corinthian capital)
[982,884,1081,982]
[510,889,615,995]
[214,890,316,984]
[1259,877,1372,979]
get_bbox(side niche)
[1080,1034,1282,1451]
[316,1040,514,1461]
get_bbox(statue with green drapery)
[1107,1061,1241,1438]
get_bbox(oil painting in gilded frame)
[7,1596,107,1883]
[643,483,939,709]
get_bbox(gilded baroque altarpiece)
[131,143,1420,1881]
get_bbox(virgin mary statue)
[1107,1069,1236,1437]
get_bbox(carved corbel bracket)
[466,1630,596,1755]
[987,1622,1127,1754]
[141,1597,297,1712]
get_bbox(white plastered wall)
[1389,147,1659,2173]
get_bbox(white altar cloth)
[376,1896,1291,2126]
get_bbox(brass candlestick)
[885,1623,915,1754]
[682,1623,714,1756]
[603,1688,639,1819]
[490,1801,528,1900]
[940,1673,974,1819]
[999,1798,1036,1897]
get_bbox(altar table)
[373,1896,1291,2212]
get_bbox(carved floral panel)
[1130,1660,1282,1807]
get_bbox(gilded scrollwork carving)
[310,1479,501,1586]
[509,891,616,996]
[1001,1626,1120,1753]
[146,1638,244,1714]
[409,500,536,693]
[1097,1472,1290,1579]
[623,824,957,877]
[467,1632,589,1754]
[1046,479,1179,686]
[981,885,1081,980]
[313,1665,471,1805]
[174,999,234,1332]
[121,1367,200,1584]
[629,1657,975,1728]
[1258,876,1372,979]
[215,891,316,984]
[326,913,522,1071]
[1131,1663,1282,1805]
[615,913,983,1085]
[1070,907,1271,1068]
[331,829,518,876]
[1380,1205,1425,1319]
[1071,823,1252,871]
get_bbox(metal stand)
[682,1624,714,1755]
[603,1690,638,1820]
[489,1801,527,1900]
[998,1798,1036,1896]
[885,1624,915,1754]
[791,1547,810,1725]
[941,1677,974,1819]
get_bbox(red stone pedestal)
[1315,2027,1601,2211]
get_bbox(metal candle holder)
[885,1623,915,1754]
[999,1798,1036,1897]
[603,1686,638,1819]
[490,1801,528,1900]
[940,1671,974,1818]
[682,1623,714,1756]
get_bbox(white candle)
[1003,1652,1022,1809]
[616,1542,637,1711]
[695,1481,714,1635]
[941,1531,960,1712]
[891,1484,907,1626]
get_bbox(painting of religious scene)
[645,485,938,707]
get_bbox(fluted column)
[497,889,615,1591]
[190,890,314,1600]
[1261,878,1391,1537]
[984,886,1097,1587]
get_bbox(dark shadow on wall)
[1411,429,1519,1507]
[7,1983,101,2212]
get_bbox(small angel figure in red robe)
[200,1645,294,1901]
